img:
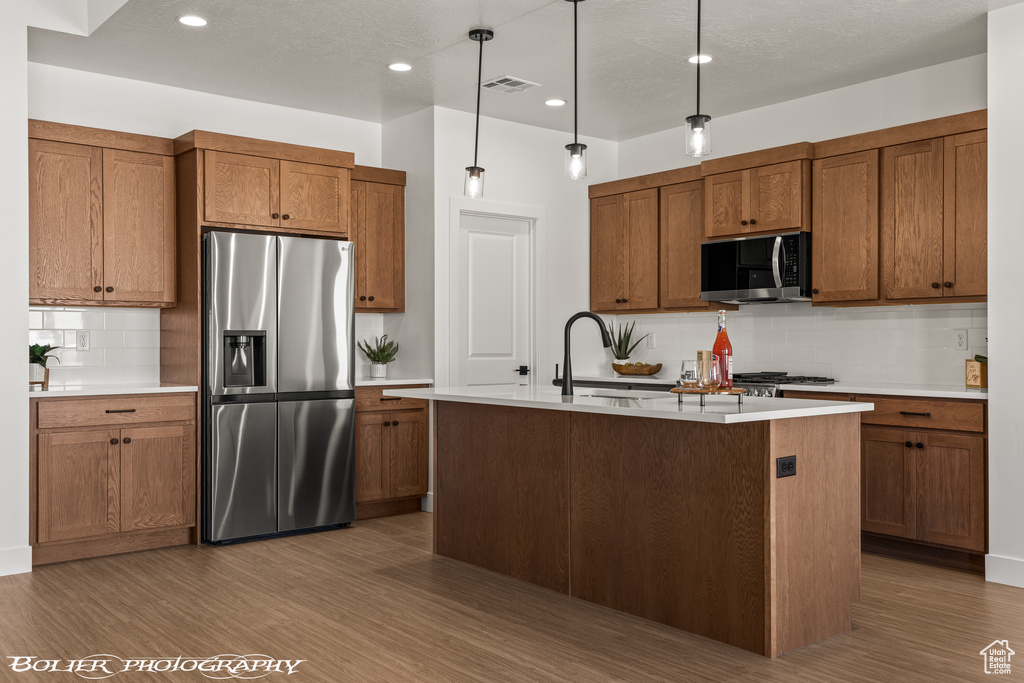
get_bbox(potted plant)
[608,321,662,376]
[29,343,60,390]
[358,335,399,379]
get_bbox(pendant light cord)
[474,34,483,168]
[573,0,579,145]
[696,0,701,116]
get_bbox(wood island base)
[433,401,862,657]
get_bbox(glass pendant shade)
[565,143,588,180]
[464,166,485,199]
[685,114,712,158]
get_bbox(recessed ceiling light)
[688,54,712,64]
[545,98,567,107]
[388,63,413,72]
[178,15,208,27]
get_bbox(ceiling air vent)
[481,75,540,94]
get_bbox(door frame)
[438,198,547,389]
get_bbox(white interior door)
[454,213,532,387]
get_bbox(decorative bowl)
[612,362,663,376]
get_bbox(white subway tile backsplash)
[103,310,125,330]
[28,311,43,329]
[121,347,160,366]
[42,309,105,330]
[28,330,64,348]
[123,309,161,330]
[123,330,160,348]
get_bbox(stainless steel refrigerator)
[202,231,356,543]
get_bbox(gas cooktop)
[732,372,835,397]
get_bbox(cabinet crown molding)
[174,130,355,169]
[29,120,173,156]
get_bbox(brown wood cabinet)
[811,150,879,302]
[704,160,810,238]
[861,426,919,540]
[881,133,987,300]
[31,393,197,564]
[204,151,349,234]
[351,167,406,312]
[660,180,717,310]
[590,189,659,312]
[29,123,176,307]
[354,385,429,519]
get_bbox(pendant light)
[564,0,587,180]
[685,0,711,157]
[465,28,493,199]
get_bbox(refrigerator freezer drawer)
[208,402,278,541]
[278,399,356,532]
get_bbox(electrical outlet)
[76,330,90,352]
[647,333,656,349]
[954,329,968,350]
[777,456,796,478]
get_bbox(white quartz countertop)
[778,381,988,400]
[384,385,874,424]
[29,383,199,398]
[355,377,433,387]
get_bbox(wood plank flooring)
[1,512,1023,681]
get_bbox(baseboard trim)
[422,492,433,513]
[0,545,33,576]
[861,533,985,574]
[986,554,1024,588]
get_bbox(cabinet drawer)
[854,395,984,432]
[781,390,853,401]
[37,394,196,429]
[355,386,428,412]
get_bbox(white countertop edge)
[29,384,199,398]
[355,377,434,387]
[777,382,988,400]
[384,386,874,424]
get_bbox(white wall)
[0,11,33,577]
[28,63,382,165]
[986,6,1024,589]
[381,107,435,380]
[431,107,619,387]
[618,54,987,179]
[603,303,986,386]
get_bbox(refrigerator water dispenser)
[223,330,267,387]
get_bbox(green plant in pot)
[29,343,60,389]
[607,321,662,376]
[358,335,399,379]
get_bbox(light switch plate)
[76,330,90,351]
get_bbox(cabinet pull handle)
[282,214,290,220]
[368,296,374,302]
[384,421,391,426]
[105,409,136,413]
[944,281,953,288]
[110,438,119,445]
[916,442,925,449]
[123,437,132,444]
[392,420,399,426]
[360,296,367,301]
[931,282,940,289]
[749,219,757,225]
[812,288,819,295]
[905,441,913,448]
[106,286,114,293]
[741,220,748,226]
[615,299,622,303]
[272,213,280,219]
[94,286,102,293]
[622,299,628,303]
[380,397,401,402]
[899,411,931,417]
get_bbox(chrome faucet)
[562,312,612,396]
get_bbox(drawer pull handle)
[380,397,402,402]
[899,411,931,417]
[105,409,137,414]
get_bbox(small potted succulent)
[29,343,60,390]
[358,334,399,379]
[608,321,662,376]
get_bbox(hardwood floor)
[1,512,1022,681]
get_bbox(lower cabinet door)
[355,411,387,502]
[388,409,428,499]
[120,424,195,532]
[917,432,986,552]
[861,426,917,539]
[37,430,120,543]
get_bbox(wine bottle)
[713,310,733,388]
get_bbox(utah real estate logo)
[980,640,1014,675]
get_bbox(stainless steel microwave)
[700,232,812,304]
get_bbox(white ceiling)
[26,0,1014,142]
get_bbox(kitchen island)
[384,385,873,657]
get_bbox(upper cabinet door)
[29,140,103,303]
[943,130,987,298]
[812,151,879,303]
[881,138,945,299]
[204,151,280,227]
[623,189,660,310]
[590,194,628,311]
[102,150,175,304]
[704,170,748,238]
[750,160,809,233]
[361,182,404,310]
[659,180,706,309]
[280,160,349,234]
